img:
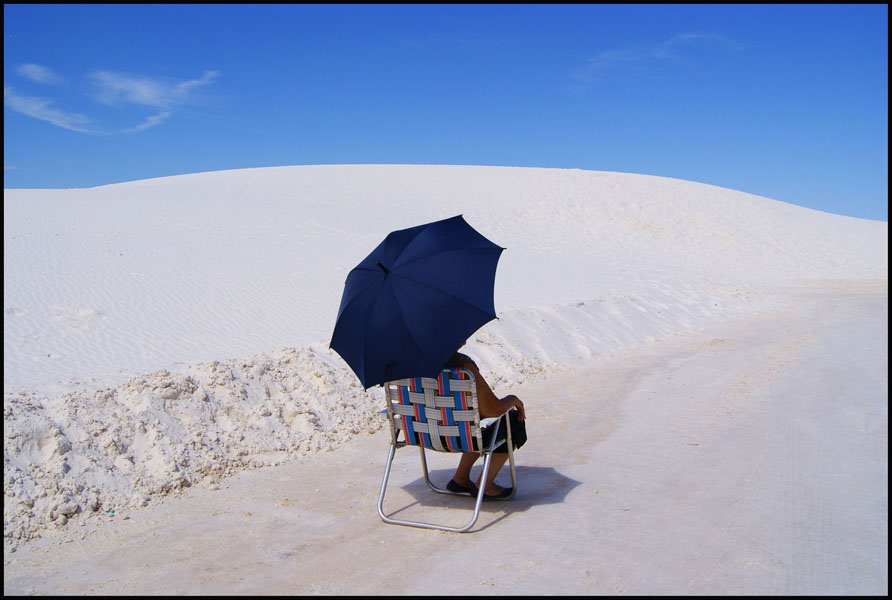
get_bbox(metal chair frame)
[377,367,517,533]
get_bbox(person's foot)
[482,486,513,500]
[446,479,475,495]
[477,481,512,499]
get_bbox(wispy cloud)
[90,70,220,109]
[15,63,65,85]
[4,85,94,133]
[120,111,172,133]
[571,33,746,87]
[628,116,649,133]
[4,66,220,134]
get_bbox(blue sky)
[3,4,888,221]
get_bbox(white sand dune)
[5,165,885,392]
[3,165,887,593]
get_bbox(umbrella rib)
[381,278,437,376]
[393,246,502,272]
[387,274,496,376]
[390,272,498,318]
[333,271,382,323]
[388,272,498,372]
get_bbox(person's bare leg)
[451,452,478,487]
[477,452,510,495]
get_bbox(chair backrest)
[384,368,482,453]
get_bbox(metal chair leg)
[377,410,517,531]
[499,415,518,500]
[378,443,489,533]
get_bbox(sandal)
[483,487,513,501]
[446,479,475,495]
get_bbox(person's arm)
[464,360,525,421]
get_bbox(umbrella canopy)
[330,215,504,388]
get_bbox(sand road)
[4,284,887,595]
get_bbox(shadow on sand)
[384,465,582,532]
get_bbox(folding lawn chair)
[377,367,517,533]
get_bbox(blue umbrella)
[330,215,504,389]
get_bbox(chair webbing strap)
[385,369,480,452]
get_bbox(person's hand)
[512,396,525,422]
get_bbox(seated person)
[444,350,526,500]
